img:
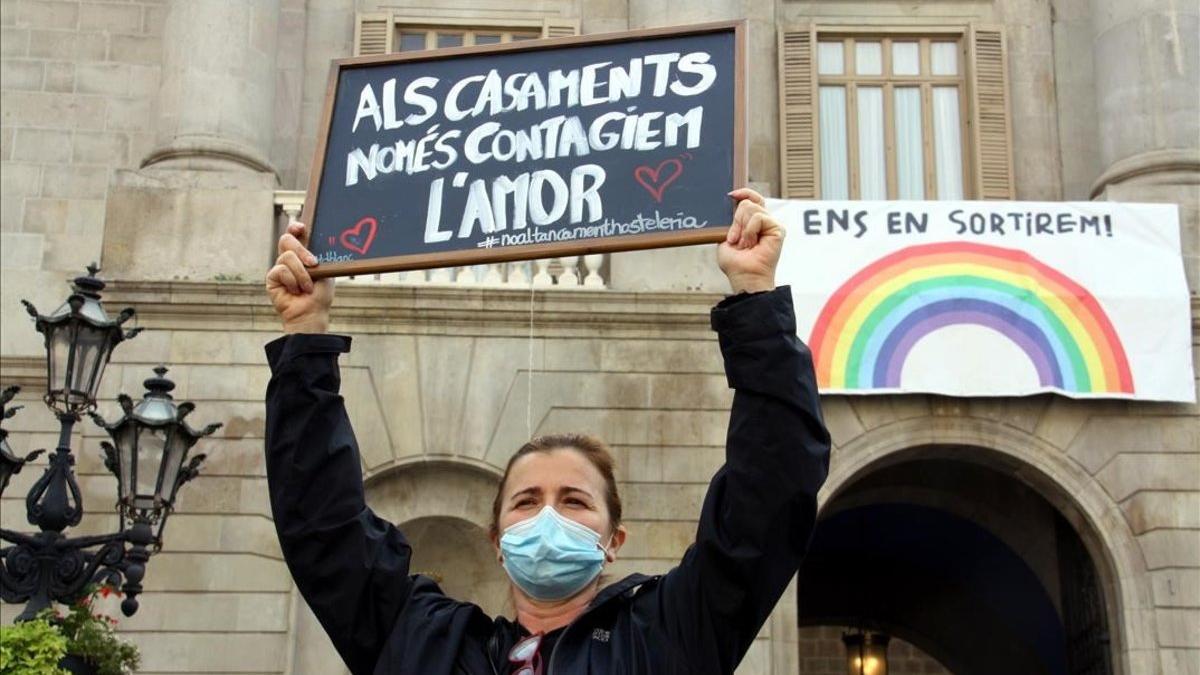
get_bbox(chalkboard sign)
[301,20,746,278]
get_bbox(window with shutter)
[778,24,1014,200]
[968,25,1015,199]
[354,12,392,56]
[353,14,578,57]
[778,26,818,199]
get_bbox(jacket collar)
[488,573,660,669]
[587,573,658,610]
[497,573,659,639]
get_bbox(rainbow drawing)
[809,241,1134,394]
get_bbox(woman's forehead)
[505,448,605,494]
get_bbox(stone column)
[1090,0,1199,291]
[143,0,280,174]
[611,0,776,293]
[101,0,282,281]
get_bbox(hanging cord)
[526,272,536,440]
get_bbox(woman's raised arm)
[264,333,414,674]
[648,190,832,673]
[264,224,439,674]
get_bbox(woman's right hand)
[266,221,334,334]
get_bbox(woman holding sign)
[263,188,830,675]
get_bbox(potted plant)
[0,585,140,675]
[0,617,67,674]
[55,585,141,675]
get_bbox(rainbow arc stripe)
[809,242,1133,393]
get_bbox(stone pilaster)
[1090,0,1200,292]
[143,0,280,174]
[100,0,282,282]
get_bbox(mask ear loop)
[598,533,617,563]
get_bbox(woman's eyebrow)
[509,487,542,503]
[561,486,594,498]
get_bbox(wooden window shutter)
[778,25,818,198]
[967,24,1014,199]
[542,18,580,38]
[355,12,393,56]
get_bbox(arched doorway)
[799,447,1117,675]
[288,460,507,674]
[403,515,511,618]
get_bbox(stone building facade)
[0,0,1195,674]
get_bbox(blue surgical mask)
[499,506,608,601]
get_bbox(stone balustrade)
[274,190,608,289]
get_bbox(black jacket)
[264,287,831,675]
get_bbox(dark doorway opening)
[797,451,1113,675]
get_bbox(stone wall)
[1,0,165,355]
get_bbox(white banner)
[770,199,1195,402]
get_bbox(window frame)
[394,23,542,51]
[778,23,1013,201]
[814,29,970,200]
[354,13,580,57]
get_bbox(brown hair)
[490,433,622,540]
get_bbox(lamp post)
[843,629,890,675]
[0,266,221,621]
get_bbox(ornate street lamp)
[843,630,890,675]
[92,367,221,548]
[22,264,138,417]
[83,366,221,616]
[1,266,221,621]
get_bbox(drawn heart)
[340,216,377,255]
[633,159,684,203]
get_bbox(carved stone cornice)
[140,137,277,177]
[1090,148,1200,198]
[97,280,727,339]
[10,281,1197,346]
[0,356,44,389]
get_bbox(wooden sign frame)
[301,20,747,279]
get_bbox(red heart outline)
[633,159,684,203]
[340,216,377,255]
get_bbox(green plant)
[0,618,68,675]
[55,586,140,675]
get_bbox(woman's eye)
[515,499,534,508]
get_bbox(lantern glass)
[115,424,137,506]
[70,323,110,404]
[844,632,889,675]
[158,431,190,507]
[46,319,77,409]
[134,426,168,511]
[847,653,885,675]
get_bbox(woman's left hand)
[718,188,786,294]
